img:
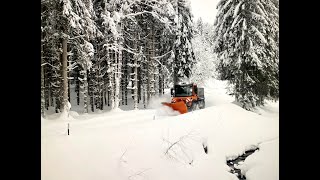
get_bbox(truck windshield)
[174,85,192,97]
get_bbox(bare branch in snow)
[163,131,197,165]
[120,148,128,164]
[128,168,152,180]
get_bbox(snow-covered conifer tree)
[172,0,196,84]
[213,0,279,110]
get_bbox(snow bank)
[238,139,279,180]
[42,80,278,180]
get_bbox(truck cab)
[170,83,205,111]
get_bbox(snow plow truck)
[162,83,205,114]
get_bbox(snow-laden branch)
[121,46,138,55]
[50,82,60,88]
[123,10,167,25]
[67,62,78,71]
[103,43,140,56]
[150,50,172,60]
[41,62,61,70]
[69,35,86,40]
[127,86,137,90]
[127,63,141,68]
[152,55,170,75]
[124,11,156,18]
[140,32,151,40]
[251,26,267,44]
[125,44,137,51]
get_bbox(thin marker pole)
[68,123,70,135]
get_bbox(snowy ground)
[41,79,279,180]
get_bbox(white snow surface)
[238,138,279,180]
[42,79,279,180]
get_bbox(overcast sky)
[189,0,220,24]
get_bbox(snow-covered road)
[41,79,278,180]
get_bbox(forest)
[41,0,279,116]
[41,0,198,116]
[41,1,279,179]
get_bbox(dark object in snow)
[67,123,70,135]
[202,143,208,154]
[226,147,259,180]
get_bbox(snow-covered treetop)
[62,0,98,40]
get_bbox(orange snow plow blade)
[161,101,188,114]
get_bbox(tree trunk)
[49,82,54,107]
[89,71,94,112]
[138,65,141,104]
[57,53,63,113]
[61,37,69,113]
[109,49,115,109]
[44,58,50,109]
[159,35,164,96]
[143,38,147,109]
[147,38,151,103]
[152,26,158,97]
[143,84,147,109]
[121,46,126,106]
[44,67,50,110]
[133,32,139,110]
[107,88,110,106]
[114,48,121,109]
[123,50,128,106]
[114,74,120,109]
[68,70,70,103]
[121,65,125,106]
[49,43,55,108]
[96,49,102,110]
[76,67,80,105]
[99,59,104,110]
[90,93,94,112]
[43,43,50,110]
[162,74,165,95]
[159,64,163,95]
[104,75,107,106]
[81,68,89,113]
[114,21,123,109]
[41,46,45,117]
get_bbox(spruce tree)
[213,0,279,110]
[172,0,196,84]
